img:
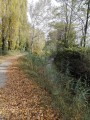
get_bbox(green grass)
[20,53,90,120]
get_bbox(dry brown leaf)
[0,57,61,120]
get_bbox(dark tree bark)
[8,41,11,50]
[2,18,6,52]
[8,18,12,50]
[83,0,90,47]
[2,37,6,51]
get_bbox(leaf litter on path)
[0,58,61,120]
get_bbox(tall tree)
[83,0,90,47]
[55,0,90,47]
[51,0,77,47]
[0,0,29,52]
[29,0,52,52]
[49,22,76,50]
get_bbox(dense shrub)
[54,47,90,87]
[20,53,90,120]
[20,54,90,120]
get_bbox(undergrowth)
[20,53,90,120]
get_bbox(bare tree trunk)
[8,18,12,50]
[68,0,73,34]
[2,18,6,52]
[64,3,69,48]
[31,25,35,53]
[8,41,11,51]
[19,28,21,48]
[83,0,90,47]
[2,37,6,51]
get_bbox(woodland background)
[0,0,90,119]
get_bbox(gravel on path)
[0,60,12,88]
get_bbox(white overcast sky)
[27,0,58,5]
[27,0,58,22]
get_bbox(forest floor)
[0,56,60,120]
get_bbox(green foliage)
[54,47,90,87]
[20,53,90,120]
[0,0,30,53]
[30,28,46,55]
[44,40,57,57]
[49,22,76,48]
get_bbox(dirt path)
[0,57,60,120]
[0,55,23,88]
[0,61,12,88]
